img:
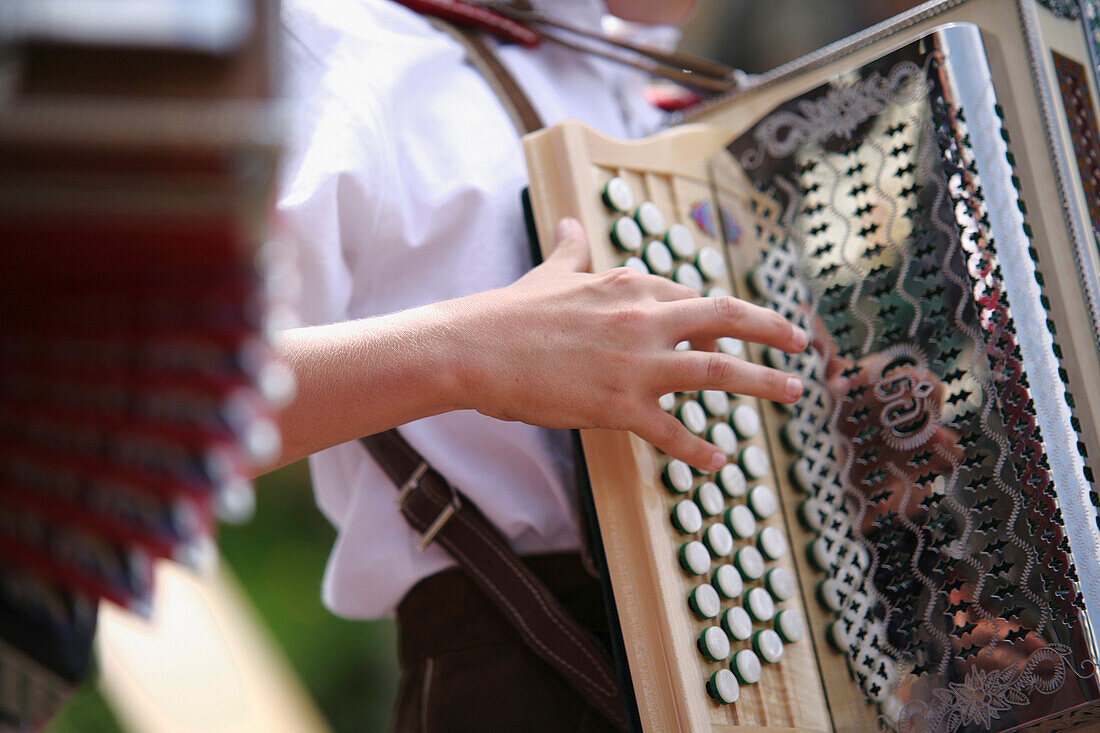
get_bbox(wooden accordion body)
[523,1,1100,731]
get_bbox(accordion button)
[775,609,806,644]
[752,629,784,663]
[779,421,806,453]
[744,587,776,622]
[707,423,738,456]
[734,545,765,580]
[694,481,725,517]
[663,459,694,494]
[712,564,743,599]
[698,625,732,662]
[620,255,649,274]
[816,578,844,611]
[747,485,779,519]
[798,497,824,531]
[689,583,722,619]
[740,446,771,481]
[717,336,743,357]
[705,285,730,298]
[717,464,748,497]
[809,536,835,571]
[707,669,740,704]
[789,459,814,494]
[671,500,703,534]
[827,620,851,652]
[700,389,731,417]
[602,177,635,212]
[634,201,667,236]
[678,400,708,435]
[730,404,761,439]
[643,240,674,276]
[610,216,643,252]
[673,262,705,293]
[680,541,712,575]
[722,606,754,642]
[658,392,677,411]
[756,526,788,560]
[704,523,735,558]
[731,649,762,684]
[665,223,696,259]
[765,567,797,601]
[724,505,757,539]
[695,246,726,281]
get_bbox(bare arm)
[264,218,807,474]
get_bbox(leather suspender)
[358,20,628,732]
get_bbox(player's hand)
[450,217,808,472]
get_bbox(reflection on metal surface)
[711,26,1100,732]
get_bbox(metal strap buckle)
[395,462,429,506]
[418,492,462,550]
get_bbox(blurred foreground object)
[0,0,289,729]
[96,560,329,733]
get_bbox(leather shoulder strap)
[428,18,545,135]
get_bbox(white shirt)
[278,0,673,618]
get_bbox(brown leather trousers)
[392,552,623,733]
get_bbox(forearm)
[266,302,471,472]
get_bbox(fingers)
[661,296,808,353]
[540,217,592,273]
[660,350,803,403]
[632,407,727,473]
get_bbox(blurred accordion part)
[523,0,1100,730]
[0,0,288,729]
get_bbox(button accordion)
[523,1,1100,730]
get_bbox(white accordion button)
[810,536,836,571]
[663,459,694,494]
[765,567,797,602]
[689,583,722,619]
[695,246,726,281]
[731,404,761,439]
[717,464,747,498]
[658,392,677,412]
[664,222,696,258]
[671,500,703,534]
[775,609,806,644]
[707,669,740,705]
[698,625,732,662]
[753,629,784,663]
[757,526,788,560]
[734,545,765,580]
[610,216,643,252]
[744,587,776,622]
[790,459,815,493]
[747,485,779,520]
[707,422,738,456]
[643,240,674,276]
[694,481,724,517]
[705,285,730,298]
[634,201,666,236]
[680,541,712,575]
[722,606,754,642]
[717,336,743,357]
[732,649,762,684]
[817,577,844,611]
[798,497,824,531]
[700,389,731,417]
[725,504,756,539]
[673,262,705,293]
[704,523,735,558]
[678,400,708,435]
[740,445,771,480]
[712,564,743,599]
[621,256,649,274]
[602,176,635,212]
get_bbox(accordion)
[523,0,1100,731]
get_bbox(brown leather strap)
[428,18,545,135]
[360,431,627,731]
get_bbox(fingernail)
[793,326,809,351]
[709,451,727,472]
[786,376,803,401]
[556,217,580,241]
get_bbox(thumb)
[541,217,591,273]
